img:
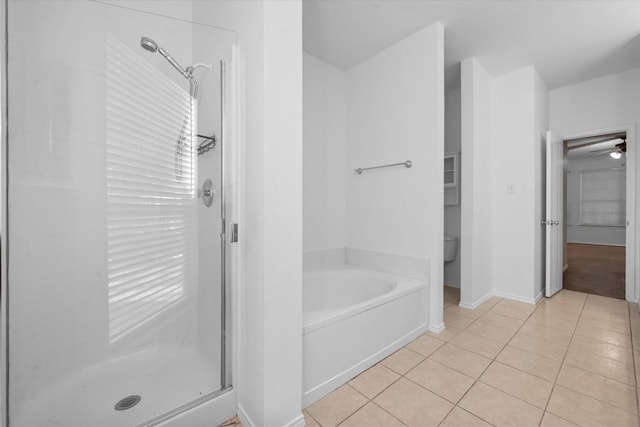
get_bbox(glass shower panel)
[6,1,235,425]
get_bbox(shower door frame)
[0,1,239,425]
[1,0,9,423]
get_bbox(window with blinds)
[106,34,197,344]
[580,168,626,227]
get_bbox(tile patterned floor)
[303,287,640,427]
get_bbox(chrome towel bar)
[355,160,412,175]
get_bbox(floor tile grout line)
[309,291,637,427]
[435,294,544,425]
[337,384,373,426]
[335,398,407,427]
[460,291,634,421]
[367,400,408,427]
[535,295,640,423]
[557,361,638,394]
[345,362,417,425]
[538,292,588,427]
[302,409,322,427]
[466,292,635,426]
[626,301,640,418]
[402,293,502,425]
[549,302,640,418]
[456,291,630,423]
[447,302,565,384]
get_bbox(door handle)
[553,220,559,225]
[230,223,238,243]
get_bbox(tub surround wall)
[303,247,430,283]
[303,247,347,270]
[346,248,430,282]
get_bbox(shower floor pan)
[11,344,221,427]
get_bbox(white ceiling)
[303,0,640,91]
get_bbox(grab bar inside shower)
[354,160,412,175]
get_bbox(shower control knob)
[199,179,215,207]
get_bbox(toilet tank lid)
[444,235,458,241]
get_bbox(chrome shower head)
[140,37,158,53]
[140,35,192,82]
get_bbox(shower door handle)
[230,223,238,243]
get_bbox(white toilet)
[444,235,458,263]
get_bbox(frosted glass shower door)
[5,1,236,425]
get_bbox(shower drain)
[114,395,141,411]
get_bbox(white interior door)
[545,131,564,297]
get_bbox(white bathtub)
[302,266,429,407]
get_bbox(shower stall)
[1,1,237,425]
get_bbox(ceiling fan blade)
[589,147,615,155]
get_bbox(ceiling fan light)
[610,150,622,159]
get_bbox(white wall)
[460,58,494,307]
[444,88,461,287]
[303,53,347,252]
[533,70,549,299]
[461,62,547,306]
[345,23,444,330]
[566,155,627,246]
[492,65,546,303]
[550,67,640,302]
[191,1,304,425]
[550,68,640,135]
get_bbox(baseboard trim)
[237,405,305,427]
[237,405,255,427]
[533,290,544,303]
[493,290,537,305]
[286,414,306,427]
[459,292,495,310]
[429,322,445,333]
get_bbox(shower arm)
[185,63,214,99]
[188,76,198,99]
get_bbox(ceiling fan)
[589,139,626,159]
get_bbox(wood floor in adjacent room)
[563,243,625,300]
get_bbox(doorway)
[563,132,628,299]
